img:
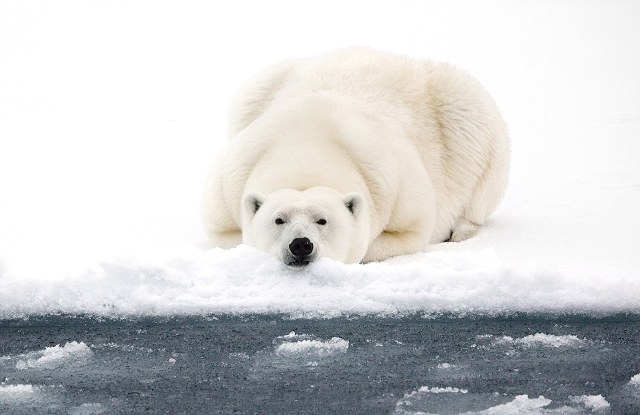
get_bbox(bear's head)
[241,187,370,266]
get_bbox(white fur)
[202,47,509,264]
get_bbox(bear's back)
[228,47,437,137]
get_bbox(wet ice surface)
[1,315,639,414]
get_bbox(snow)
[68,403,106,415]
[569,395,610,412]
[274,336,349,357]
[394,391,612,415]
[486,333,587,348]
[0,384,41,409]
[418,386,469,394]
[1,1,639,318]
[14,342,93,370]
[0,383,43,405]
[0,384,35,396]
[469,395,552,414]
[1,245,638,318]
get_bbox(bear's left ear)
[343,193,364,218]
[242,192,265,219]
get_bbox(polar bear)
[202,47,509,266]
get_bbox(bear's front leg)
[362,229,429,263]
[210,230,243,249]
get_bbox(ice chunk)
[483,333,586,348]
[277,331,315,341]
[569,395,610,412]
[275,337,349,357]
[472,395,552,414]
[16,341,92,370]
[417,386,468,394]
[0,384,35,395]
[68,402,107,415]
[393,390,613,414]
[0,384,39,404]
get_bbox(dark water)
[1,315,639,414]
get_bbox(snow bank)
[1,245,639,319]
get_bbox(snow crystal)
[15,341,92,370]
[629,373,640,386]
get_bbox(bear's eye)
[275,218,285,225]
[316,219,327,225]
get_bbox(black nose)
[289,237,313,257]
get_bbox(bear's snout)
[289,237,314,258]
[286,237,316,267]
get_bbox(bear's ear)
[242,192,265,219]
[343,193,363,218]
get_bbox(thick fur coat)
[202,47,509,264]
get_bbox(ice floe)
[274,332,349,357]
[14,341,92,370]
[393,390,612,415]
[485,333,587,348]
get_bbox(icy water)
[1,315,639,414]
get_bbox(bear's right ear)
[242,192,265,219]
[343,193,364,218]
